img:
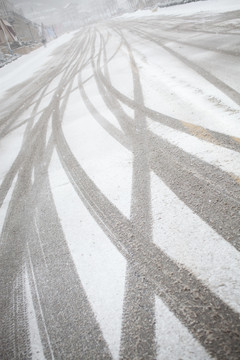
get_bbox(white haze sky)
[12,0,126,25]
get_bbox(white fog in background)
[12,0,201,26]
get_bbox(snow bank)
[0,32,76,101]
[157,0,240,15]
[119,0,240,19]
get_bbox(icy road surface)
[0,2,240,359]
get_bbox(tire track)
[98,27,240,153]
[0,140,37,359]
[0,30,113,360]
[53,104,240,359]
[0,86,54,211]
[125,20,239,57]
[124,25,240,106]
[25,31,113,360]
[0,31,90,210]
[98,27,240,179]
[89,26,240,358]
[78,30,131,149]
[1,22,240,360]
[110,29,156,360]
[54,40,240,357]
[0,31,86,137]
[92,27,240,252]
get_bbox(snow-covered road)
[0,1,240,359]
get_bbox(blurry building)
[0,0,14,18]
[8,12,40,43]
[0,18,18,44]
[0,0,40,51]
